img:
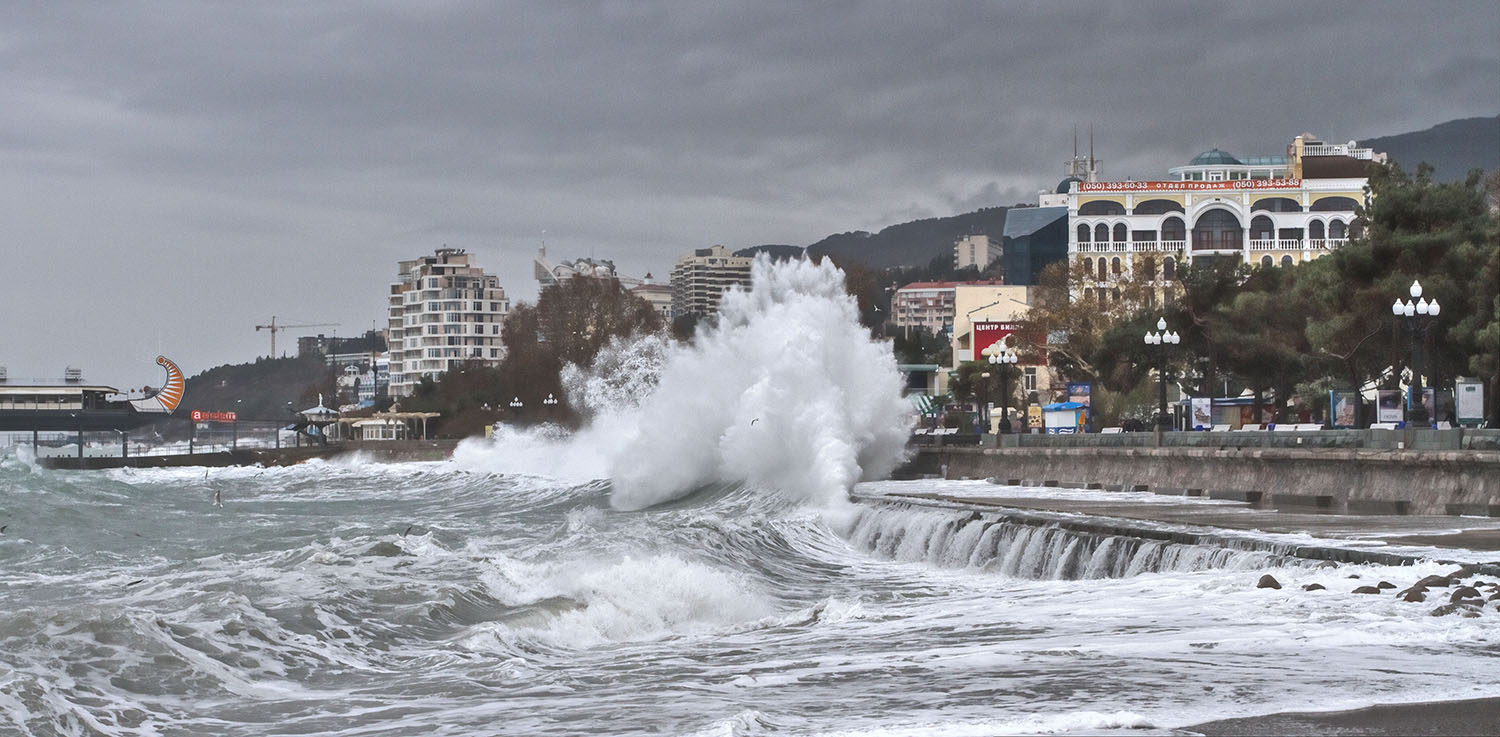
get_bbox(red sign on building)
[973,321,1019,358]
[190,410,237,423]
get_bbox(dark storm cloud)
[1,1,1496,385]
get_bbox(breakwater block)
[1348,499,1412,516]
[1210,490,1265,506]
[1274,493,1335,511]
[1444,503,1500,517]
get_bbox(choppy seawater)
[3,451,1499,737]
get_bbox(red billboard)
[973,321,1019,358]
[1076,178,1302,192]
[190,410,237,423]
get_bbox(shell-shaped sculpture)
[130,356,184,414]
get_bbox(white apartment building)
[1067,133,1381,307]
[669,245,753,319]
[954,235,1000,270]
[387,248,510,397]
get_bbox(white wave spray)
[455,256,912,510]
[604,256,910,509]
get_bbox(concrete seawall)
[906,446,1500,516]
[38,439,462,470]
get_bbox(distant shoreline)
[1184,696,1500,736]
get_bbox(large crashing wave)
[458,256,911,510]
[604,257,910,510]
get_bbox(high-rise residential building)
[1066,132,1383,308]
[387,248,510,397]
[669,245,753,320]
[954,234,1000,270]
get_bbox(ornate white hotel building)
[387,248,510,397]
[1067,134,1384,305]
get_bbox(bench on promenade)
[1100,427,1123,434]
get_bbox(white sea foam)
[469,552,776,649]
[809,710,1156,737]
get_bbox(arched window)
[1329,220,1347,239]
[1309,220,1325,240]
[1164,286,1175,303]
[1097,258,1107,281]
[1096,289,1106,307]
[1192,209,1242,250]
[1077,224,1091,242]
[1163,257,1177,281]
[1094,223,1109,242]
[1143,256,1157,280]
[1250,215,1275,240]
[1146,289,1156,308]
[1082,257,1093,276]
[1112,223,1127,242]
[1084,287,1093,302]
[1252,197,1302,213]
[1161,216,1186,242]
[1281,255,1294,268]
[1111,257,1122,275]
[1112,288,1121,302]
[1079,200,1126,216]
[1260,255,1273,269]
[1310,196,1359,212]
[1133,199,1185,215]
[1350,218,1366,239]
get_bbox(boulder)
[1450,586,1482,603]
[1352,585,1383,595]
[1302,583,1326,592]
[1416,574,1455,588]
[1256,574,1282,590]
[1442,566,1476,580]
[1400,589,1427,603]
[1429,602,1482,618]
[1376,581,1396,590]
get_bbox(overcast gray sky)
[2,0,1497,390]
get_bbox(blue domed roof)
[1056,176,1083,194]
[1190,148,1242,166]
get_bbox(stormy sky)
[2,1,1497,390]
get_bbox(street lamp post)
[982,342,1020,433]
[1143,317,1181,432]
[1391,280,1441,429]
[509,396,524,423]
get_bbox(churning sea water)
[3,259,1497,735]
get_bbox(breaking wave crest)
[842,504,1297,579]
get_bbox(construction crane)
[255,316,340,358]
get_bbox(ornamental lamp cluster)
[1391,280,1441,318]
[1144,317,1181,346]
[984,342,1019,365]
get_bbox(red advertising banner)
[973,321,1019,358]
[1076,179,1302,193]
[191,410,238,423]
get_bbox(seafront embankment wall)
[905,445,1500,516]
[38,439,461,470]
